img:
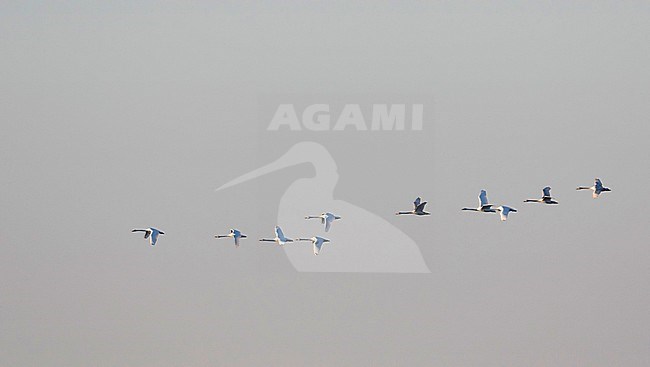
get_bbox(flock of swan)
[132,211,341,255]
[260,226,333,255]
[132,178,612,253]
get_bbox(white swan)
[524,186,558,204]
[259,226,293,246]
[215,229,247,247]
[396,197,430,216]
[461,190,497,213]
[132,227,165,246]
[577,178,612,198]
[305,212,341,232]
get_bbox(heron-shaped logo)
[217,141,430,273]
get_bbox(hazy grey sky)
[1,1,649,366]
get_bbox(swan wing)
[313,239,324,255]
[415,201,427,212]
[594,179,603,191]
[479,190,489,207]
[275,226,286,241]
[498,206,517,221]
[324,217,332,232]
[150,231,159,245]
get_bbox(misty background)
[1,1,649,366]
